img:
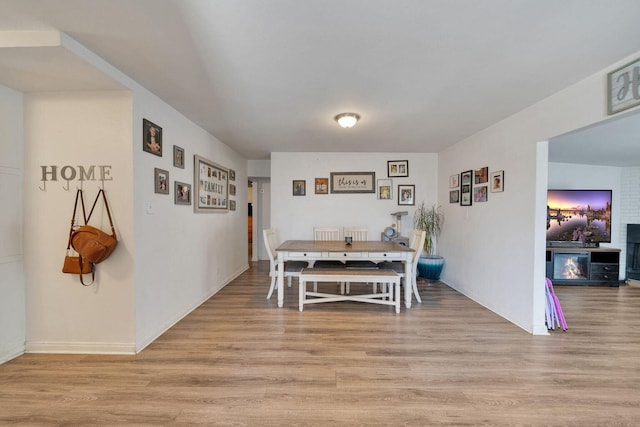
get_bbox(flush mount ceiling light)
[334,112,360,129]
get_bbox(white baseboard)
[25,341,136,355]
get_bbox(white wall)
[271,152,438,242]
[0,85,25,363]
[620,166,640,278]
[23,91,135,353]
[17,33,249,355]
[132,88,248,350]
[438,50,640,334]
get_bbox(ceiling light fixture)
[334,112,360,129]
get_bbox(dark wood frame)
[143,119,162,157]
[397,184,415,206]
[330,172,376,193]
[387,160,409,178]
[174,181,191,205]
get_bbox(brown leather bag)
[71,189,117,265]
[62,189,95,282]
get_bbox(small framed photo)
[449,174,459,188]
[377,179,393,200]
[398,184,415,206]
[474,185,488,202]
[461,184,472,206]
[174,181,191,205]
[474,167,488,184]
[154,168,169,194]
[229,169,236,181]
[387,160,409,178]
[449,190,460,203]
[490,170,504,193]
[229,200,236,211]
[143,119,162,156]
[461,170,472,186]
[229,183,236,196]
[173,145,185,168]
[315,178,328,194]
[293,180,306,196]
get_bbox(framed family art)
[194,155,228,212]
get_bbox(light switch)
[146,201,154,214]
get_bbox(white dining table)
[275,240,415,308]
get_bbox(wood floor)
[2,261,640,426]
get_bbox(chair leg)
[266,274,277,300]
[313,281,318,293]
[412,277,422,303]
[287,276,292,288]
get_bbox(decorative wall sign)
[194,155,228,212]
[38,164,113,191]
[143,119,162,156]
[608,57,640,115]
[330,172,376,193]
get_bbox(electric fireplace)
[552,252,589,281]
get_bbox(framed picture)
[315,178,328,194]
[398,184,415,206]
[173,145,185,168]
[474,185,488,202]
[461,184,472,206]
[377,179,392,200]
[449,189,460,203]
[174,181,191,205]
[449,174,459,188]
[229,200,236,211]
[387,160,409,177]
[293,180,306,196]
[194,154,228,213]
[490,170,504,193]
[474,167,488,184]
[143,119,162,156]
[461,170,472,186]
[229,169,236,181]
[229,183,236,196]
[154,168,169,194]
[330,172,376,193]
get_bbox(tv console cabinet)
[546,247,621,286]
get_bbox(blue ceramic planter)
[417,255,444,281]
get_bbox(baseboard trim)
[25,341,136,355]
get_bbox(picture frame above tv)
[546,189,612,245]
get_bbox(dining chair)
[312,226,345,292]
[263,228,308,300]
[379,229,426,303]
[343,227,378,294]
[313,227,342,241]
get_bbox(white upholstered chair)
[263,228,308,300]
[379,229,426,303]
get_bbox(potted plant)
[414,202,444,280]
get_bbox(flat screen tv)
[546,189,612,244]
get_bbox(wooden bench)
[298,268,401,313]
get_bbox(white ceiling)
[1,0,640,163]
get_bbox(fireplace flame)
[562,257,583,279]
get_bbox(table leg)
[405,254,413,308]
[299,277,305,311]
[277,252,285,308]
[395,281,400,313]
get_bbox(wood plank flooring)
[1,261,640,426]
